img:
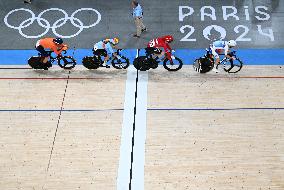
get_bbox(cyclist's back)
[93,38,119,67]
[94,39,117,54]
[37,38,66,55]
[212,40,227,49]
[146,35,173,60]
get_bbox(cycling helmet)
[164,35,174,43]
[53,38,63,45]
[228,40,237,47]
[111,37,119,45]
[104,38,119,45]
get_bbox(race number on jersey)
[149,39,159,47]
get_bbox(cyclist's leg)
[211,47,220,64]
[226,52,234,67]
[153,48,163,60]
[96,49,110,67]
[94,49,106,62]
[36,45,49,64]
[100,50,109,65]
[145,47,155,57]
[210,46,220,73]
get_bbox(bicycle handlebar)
[116,49,123,54]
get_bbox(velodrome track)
[0,0,284,190]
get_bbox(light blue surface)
[0,49,283,65]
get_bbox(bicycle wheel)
[111,56,130,69]
[223,58,243,73]
[163,57,183,71]
[133,56,150,71]
[82,56,100,70]
[58,56,76,70]
[150,59,158,69]
[28,56,45,69]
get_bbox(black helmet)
[53,38,63,45]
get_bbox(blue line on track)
[0,49,284,65]
[0,108,283,112]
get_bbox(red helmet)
[163,35,174,43]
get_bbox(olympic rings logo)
[4,8,101,38]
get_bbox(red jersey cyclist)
[35,37,68,68]
[145,35,174,62]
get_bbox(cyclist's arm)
[60,44,68,52]
[224,45,234,59]
[112,45,119,50]
[224,45,230,57]
[52,47,61,55]
[163,43,172,60]
[52,44,68,55]
[106,43,115,54]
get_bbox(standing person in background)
[132,0,147,38]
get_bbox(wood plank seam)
[46,70,71,171]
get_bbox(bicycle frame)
[93,49,122,63]
[219,51,237,68]
[146,49,176,62]
[39,50,66,61]
[205,48,237,67]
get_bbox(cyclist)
[93,38,120,68]
[35,37,68,68]
[145,35,174,62]
[210,40,237,73]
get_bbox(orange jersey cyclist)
[35,37,68,66]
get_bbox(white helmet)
[228,40,237,47]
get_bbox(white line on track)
[117,65,136,190]
[131,69,148,190]
[117,50,148,190]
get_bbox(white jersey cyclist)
[210,40,237,73]
[210,40,237,59]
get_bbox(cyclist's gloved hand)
[62,46,68,51]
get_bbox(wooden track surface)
[0,65,283,189]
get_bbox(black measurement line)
[129,49,140,189]
[129,67,139,190]
[47,70,71,171]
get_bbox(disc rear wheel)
[133,56,150,71]
[28,56,46,69]
[82,56,100,70]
